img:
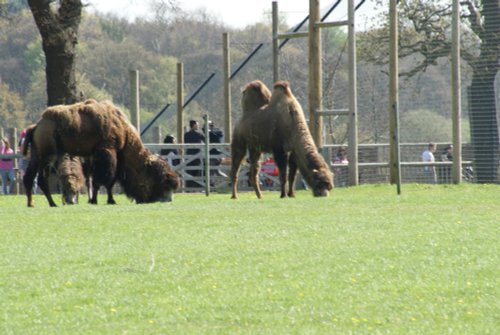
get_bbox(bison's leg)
[230,142,246,199]
[287,153,298,198]
[23,158,39,207]
[37,166,57,207]
[248,149,263,199]
[273,148,288,198]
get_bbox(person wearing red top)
[260,156,278,187]
[0,139,16,194]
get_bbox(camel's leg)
[23,158,39,207]
[248,149,262,199]
[90,181,116,205]
[86,176,94,203]
[82,158,93,203]
[90,149,117,205]
[230,142,246,199]
[273,148,288,198]
[37,166,57,207]
[287,153,298,197]
[106,185,116,205]
[89,180,99,204]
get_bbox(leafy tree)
[0,83,25,129]
[0,11,40,96]
[359,0,499,182]
[401,109,452,143]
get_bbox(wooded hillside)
[0,2,474,144]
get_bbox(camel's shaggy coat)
[231,80,333,199]
[23,99,179,207]
[58,154,85,205]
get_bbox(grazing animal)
[230,80,333,199]
[81,154,118,205]
[23,99,180,207]
[58,154,85,205]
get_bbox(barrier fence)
[0,141,493,196]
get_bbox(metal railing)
[1,142,490,196]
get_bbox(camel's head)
[138,155,180,203]
[310,168,334,197]
[61,185,80,205]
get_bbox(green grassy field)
[1,184,499,334]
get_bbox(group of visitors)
[0,129,37,195]
[161,119,226,188]
[2,123,457,194]
[421,142,453,184]
[1,138,16,195]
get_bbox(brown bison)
[58,154,85,205]
[230,80,333,199]
[23,99,180,207]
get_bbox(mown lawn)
[1,184,499,334]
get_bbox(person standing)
[160,134,180,167]
[1,139,16,194]
[439,144,453,183]
[333,146,349,187]
[421,142,437,184]
[183,120,205,187]
[207,121,227,178]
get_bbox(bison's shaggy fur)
[23,99,180,207]
[58,154,85,205]
[230,80,333,199]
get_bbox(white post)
[223,33,232,142]
[129,70,140,134]
[272,1,279,82]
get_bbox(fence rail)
[0,142,493,196]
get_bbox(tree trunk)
[469,0,500,183]
[28,0,82,106]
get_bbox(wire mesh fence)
[2,1,499,195]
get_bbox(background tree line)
[0,0,498,182]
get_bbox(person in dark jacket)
[183,120,205,187]
[207,121,227,178]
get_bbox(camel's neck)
[120,143,149,175]
[286,106,327,174]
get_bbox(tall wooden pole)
[223,33,232,142]
[347,0,358,186]
[176,62,184,143]
[389,0,401,194]
[272,1,279,83]
[129,70,140,134]
[152,126,162,144]
[451,0,462,184]
[309,0,322,148]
